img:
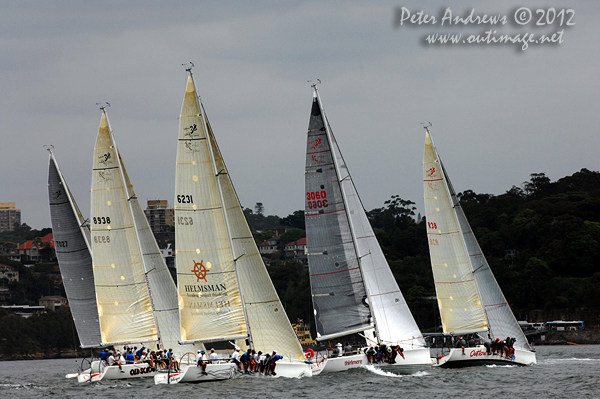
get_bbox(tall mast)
[313,84,380,342]
[186,65,254,349]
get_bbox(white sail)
[91,111,158,345]
[48,150,102,348]
[423,132,488,334]
[305,87,425,347]
[176,71,306,361]
[175,76,248,344]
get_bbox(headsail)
[444,154,532,350]
[423,131,489,334]
[90,111,158,345]
[305,89,373,340]
[48,150,102,348]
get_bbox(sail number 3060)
[307,190,328,209]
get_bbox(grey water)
[0,345,598,398]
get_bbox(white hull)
[312,347,432,375]
[154,363,237,384]
[77,361,158,383]
[271,360,312,378]
[434,346,537,368]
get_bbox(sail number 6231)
[177,195,194,204]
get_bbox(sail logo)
[98,152,112,166]
[98,171,113,181]
[52,189,62,199]
[309,138,322,150]
[311,155,325,164]
[184,124,198,138]
[184,141,200,153]
[426,167,436,178]
[192,259,209,282]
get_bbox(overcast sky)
[1,0,598,230]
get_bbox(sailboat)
[304,84,432,374]
[47,148,102,351]
[422,128,536,367]
[158,66,311,384]
[83,106,203,382]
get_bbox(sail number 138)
[307,190,328,209]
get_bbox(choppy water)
[0,345,598,398]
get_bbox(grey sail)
[48,150,102,348]
[305,92,373,340]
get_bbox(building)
[258,237,280,255]
[144,200,174,234]
[38,295,68,311]
[0,202,21,232]
[0,263,19,283]
[16,238,55,263]
[284,237,307,263]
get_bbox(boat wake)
[485,364,517,368]
[361,365,430,378]
[543,357,600,364]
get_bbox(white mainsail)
[305,86,424,347]
[175,69,305,361]
[423,131,488,334]
[90,110,158,346]
[48,149,102,348]
[424,130,530,350]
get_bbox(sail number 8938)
[307,191,328,209]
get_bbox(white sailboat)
[423,128,536,367]
[159,66,310,384]
[47,149,102,351]
[83,107,201,382]
[304,85,432,374]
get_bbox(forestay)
[423,132,488,334]
[48,151,102,348]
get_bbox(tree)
[254,202,265,217]
[281,210,305,230]
[523,173,552,199]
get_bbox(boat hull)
[435,347,537,368]
[312,347,432,375]
[271,360,312,378]
[154,363,237,384]
[77,361,158,383]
